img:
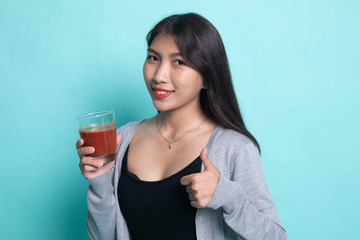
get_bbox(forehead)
[149,33,180,54]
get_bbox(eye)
[174,59,185,65]
[147,55,158,62]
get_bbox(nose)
[153,62,169,83]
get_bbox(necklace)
[156,115,207,149]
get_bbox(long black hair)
[146,13,261,153]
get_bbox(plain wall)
[1,0,359,239]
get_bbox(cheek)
[189,74,204,91]
[195,72,204,88]
[199,76,205,89]
[183,70,204,88]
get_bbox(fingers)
[190,198,210,208]
[185,184,194,193]
[76,138,84,149]
[188,192,197,201]
[77,146,95,157]
[184,184,208,207]
[80,157,103,169]
[77,135,120,157]
[187,191,210,208]
[180,175,193,186]
[180,151,219,208]
[81,164,99,173]
[76,135,120,180]
[76,138,95,157]
[80,159,115,180]
[79,156,108,179]
[182,178,208,208]
[116,134,121,146]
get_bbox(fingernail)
[98,161,103,167]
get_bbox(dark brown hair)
[146,13,260,153]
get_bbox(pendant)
[169,145,172,149]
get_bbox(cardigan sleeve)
[86,168,117,240]
[207,143,287,240]
[86,124,129,240]
[85,121,141,240]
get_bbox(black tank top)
[118,146,201,240]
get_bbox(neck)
[157,108,207,139]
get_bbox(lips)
[152,87,174,99]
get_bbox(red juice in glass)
[77,110,117,158]
[79,123,117,157]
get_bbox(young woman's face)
[143,33,204,113]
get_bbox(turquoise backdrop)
[1,0,359,239]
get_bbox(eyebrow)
[147,48,182,58]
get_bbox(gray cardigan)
[86,121,287,240]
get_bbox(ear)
[201,81,207,90]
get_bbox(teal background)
[1,0,359,239]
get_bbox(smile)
[152,87,174,99]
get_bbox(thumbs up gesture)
[180,148,220,208]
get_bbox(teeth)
[156,91,170,94]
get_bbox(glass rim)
[76,110,114,120]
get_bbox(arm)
[208,143,287,240]
[76,137,120,240]
[80,122,139,240]
[86,168,116,240]
[76,133,121,239]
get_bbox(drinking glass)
[76,110,117,158]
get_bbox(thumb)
[200,148,214,170]
[116,134,121,146]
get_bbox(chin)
[152,101,164,111]
[153,105,167,112]
[152,101,173,113]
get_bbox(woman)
[76,13,287,240]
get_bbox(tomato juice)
[79,123,117,157]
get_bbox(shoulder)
[209,126,262,179]
[116,120,143,136]
[212,125,256,152]
[209,125,260,168]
